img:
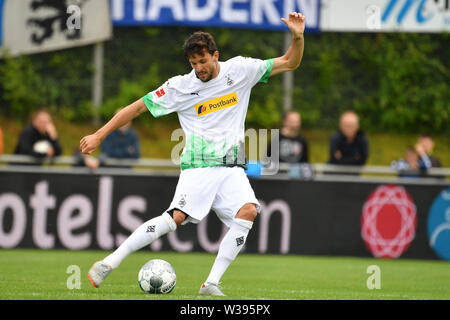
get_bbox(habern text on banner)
[110,0,320,31]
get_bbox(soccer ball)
[138,259,176,294]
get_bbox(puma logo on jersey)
[195,92,238,117]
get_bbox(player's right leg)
[87,211,183,288]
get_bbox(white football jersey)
[142,56,273,170]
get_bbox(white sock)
[103,212,176,269]
[205,218,253,285]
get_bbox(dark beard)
[195,71,213,82]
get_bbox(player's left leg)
[200,167,260,296]
[200,203,257,296]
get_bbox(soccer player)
[80,12,305,296]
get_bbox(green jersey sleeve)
[232,56,274,87]
[142,79,182,118]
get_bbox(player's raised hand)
[281,12,306,36]
[80,133,101,155]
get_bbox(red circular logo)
[361,185,417,258]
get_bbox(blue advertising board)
[110,0,320,32]
[0,0,4,46]
[428,188,450,261]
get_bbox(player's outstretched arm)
[80,98,147,155]
[270,12,306,77]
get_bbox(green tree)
[0,54,45,116]
[1,28,448,133]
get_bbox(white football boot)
[198,282,226,296]
[87,261,112,288]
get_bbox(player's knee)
[171,209,187,227]
[161,212,177,232]
[236,203,258,222]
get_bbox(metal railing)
[0,154,449,182]
[0,154,175,168]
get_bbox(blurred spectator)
[267,110,312,179]
[416,134,441,169]
[73,148,100,172]
[274,110,309,164]
[0,127,3,155]
[328,111,369,166]
[100,108,140,161]
[391,147,419,173]
[14,109,62,159]
[390,146,435,178]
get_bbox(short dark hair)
[405,146,417,154]
[183,31,217,57]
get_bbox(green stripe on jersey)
[259,58,274,84]
[142,94,167,118]
[180,133,246,170]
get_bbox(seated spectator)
[0,127,3,155]
[328,111,369,166]
[14,109,62,160]
[266,110,312,179]
[73,147,100,172]
[391,147,420,177]
[270,110,308,164]
[416,134,441,169]
[100,108,140,162]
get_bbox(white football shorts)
[166,166,260,227]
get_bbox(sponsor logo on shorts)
[195,92,238,117]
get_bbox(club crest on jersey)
[226,75,234,86]
[195,92,238,117]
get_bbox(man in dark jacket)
[100,125,140,159]
[271,110,308,164]
[416,134,441,169]
[266,110,311,179]
[328,111,369,166]
[100,108,140,167]
[14,109,62,160]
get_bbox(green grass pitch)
[0,249,448,300]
